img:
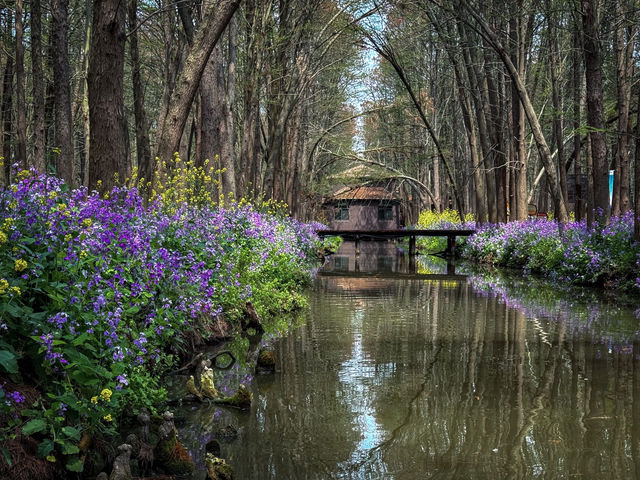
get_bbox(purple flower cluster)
[0,169,323,421]
[464,215,640,290]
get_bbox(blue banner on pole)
[609,170,614,208]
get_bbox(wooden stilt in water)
[409,235,416,256]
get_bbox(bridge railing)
[316,229,476,257]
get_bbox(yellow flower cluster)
[236,192,289,217]
[14,259,27,272]
[91,387,113,405]
[100,388,112,401]
[0,279,9,294]
[0,279,17,297]
[152,153,225,210]
[82,218,93,228]
[16,169,30,181]
[0,218,13,244]
[417,208,474,229]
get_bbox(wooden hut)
[322,185,403,230]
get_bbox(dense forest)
[0,0,639,234]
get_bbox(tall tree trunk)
[634,90,640,241]
[582,0,610,224]
[510,4,527,221]
[573,26,583,222]
[128,0,153,187]
[155,0,242,165]
[221,16,237,199]
[157,0,183,168]
[81,0,91,187]
[15,0,26,168]
[51,0,75,186]
[88,0,128,193]
[200,35,236,203]
[284,101,304,211]
[31,0,47,172]
[1,42,13,185]
[199,44,220,166]
[239,0,266,197]
[547,0,567,218]
[612,0,634,216]
[484,45,507,223]
[586,135,595,227]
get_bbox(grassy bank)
[0,168,324,476]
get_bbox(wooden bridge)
[316,229,476,258]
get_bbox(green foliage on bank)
[0,168,324,473]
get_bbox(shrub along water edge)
[415,209,475,253]
[0,168,324,474]
[462,213,640,292]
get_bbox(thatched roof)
[325,185,400,202]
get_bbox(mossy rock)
[155,435,195,475]
[256,349,276,373]
[211,424,238,442]
[213,385,252,410]
[205,454,233,480]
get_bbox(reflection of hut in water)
[319,276,398,296]
[323,240,410,273]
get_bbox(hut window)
[378,203,393,221]
[335,202,349,220]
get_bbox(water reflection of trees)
[226,275,640,479]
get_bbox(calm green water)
[181,241,640,479]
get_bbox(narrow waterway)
[182,241,640,479]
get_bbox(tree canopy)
[0,0,639,233]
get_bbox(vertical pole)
[447,257,455,275]
[409,235,416,256]
[446,235,457,258]
[355,235,360,256]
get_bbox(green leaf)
[66,457,84,472]
[4,304,22,318]
[68,369,100,386]
[60,441,79,455]
[0,350,18,374]
[1,447,12,467]
[22,419,47,436]
[37,439,54,458]
[61,426,81,441]
[71,333,90,347]
[126,305,140,315]
[20,409,40,417]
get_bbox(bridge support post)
[446,235,456,258]
[354,235,360,256]
[409,235,416,256]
